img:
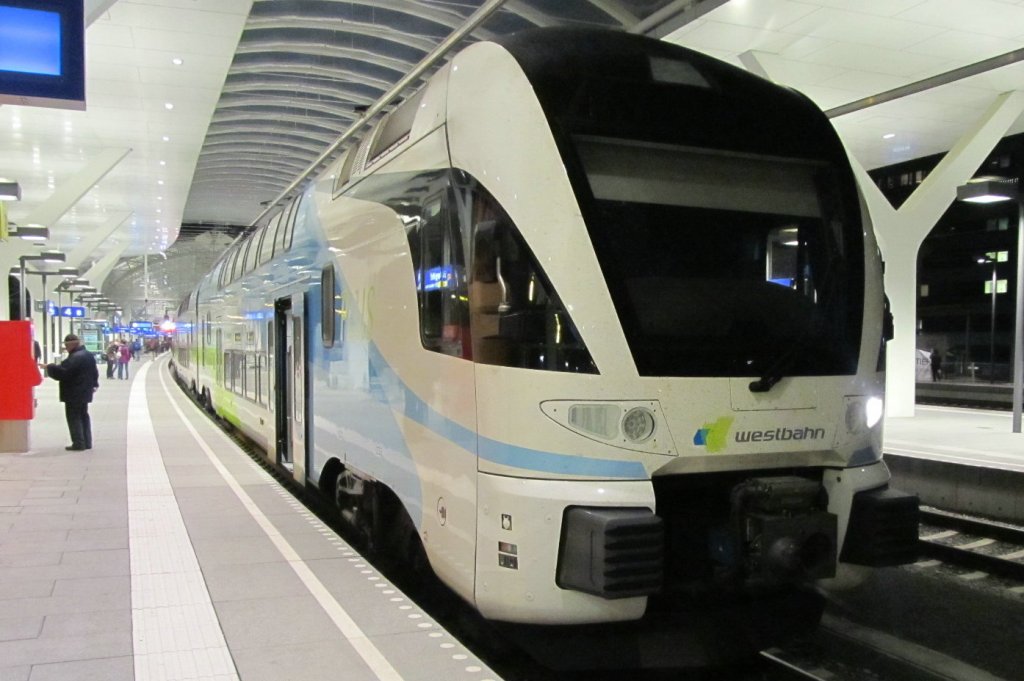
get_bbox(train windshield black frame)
[498,29,865,378]
[574,135,860,378]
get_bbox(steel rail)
[918,508,1024,582]
[759,649,832,681]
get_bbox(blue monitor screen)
[0,7,61,76]
[0,0,84,110]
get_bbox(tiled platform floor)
[0,355,497,681]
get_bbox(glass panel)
[455,173,596,373]
[574,136,857,377]
[415,193,469,357]
[321,265,335,348]
[286,194,304,250]
[245,352,256,400]
[347,169,470,359]
[260,214,282,265]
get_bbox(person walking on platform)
[40,334,99,451]
[105,340,119,379]
[117,340,131,379]
[930,348,943,382]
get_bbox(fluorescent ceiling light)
[0,179,21,201]
[13,224,48,240]
[956,179,1018,204]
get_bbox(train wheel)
[335,473,376,551]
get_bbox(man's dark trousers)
[65,402,92,449]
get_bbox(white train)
[171,28,917,635]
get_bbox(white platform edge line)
[155,360,405,681]
[128,361,241,681]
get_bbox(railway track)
[917,507,1024,582]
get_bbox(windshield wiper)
[749,340,806,393]
[750,252,841,393]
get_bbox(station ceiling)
[3,0,1024,279]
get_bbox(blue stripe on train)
[368,345,647,480]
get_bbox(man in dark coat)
[41,334,99,451]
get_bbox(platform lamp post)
[17,251,64,322]
[68,285,96,338]
[52,268,79,355]
[54,276,85,349]
[975,253,999,384]
[957,178,1023,433]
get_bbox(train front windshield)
[575,135,860,377]
[500,30,866,379]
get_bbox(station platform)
[0,355,497,681]
[884,404,1024,523]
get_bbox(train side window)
[332,147,357,197]
[457,175,596,373]
[245,352,256,401]
[244,230,261,273]
[235,244,246,281]
[222,248,233,286]
[345,168,468,358]
[239,238,253,277]
[413,191,470,358]
[217,255,229,289]
[365,89,426,169]
[228,245,243,284]
[266,320,274,410]
[276,200,296,255]
[286,194,304,250]
[260,213,282,265]
[321,265,336,348]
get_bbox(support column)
[849,91,1024,416]
[736,52,1024,416]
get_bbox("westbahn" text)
[735,427,826,443]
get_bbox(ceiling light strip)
[248,0,512,227]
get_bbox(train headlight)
[844,396,884,435]
[865,397,884,429]
[622,407,656,443]
[541,400,675,455]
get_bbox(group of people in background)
[105,338,140,380]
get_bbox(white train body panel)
[171,28,916,628]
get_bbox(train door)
[274,294,308,484]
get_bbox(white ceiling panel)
[4,0,1023,303]
[806,0,929,16]
[698,0,819,30]
[906,30,1022,61]
[896,0,1024,38]
[782,10,949,49]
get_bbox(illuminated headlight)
[622,407,656,443]
[865,396,884,429]
[844,396,884,435]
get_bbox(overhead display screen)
[0,6,62,75]
[0,1,85,110]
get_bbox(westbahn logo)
[693,417,733,453]
[735,426,826,443]
[694,417,826,453]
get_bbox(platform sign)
[130,320,153,329]
[59,306,85,318]
[46,301,56,317]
